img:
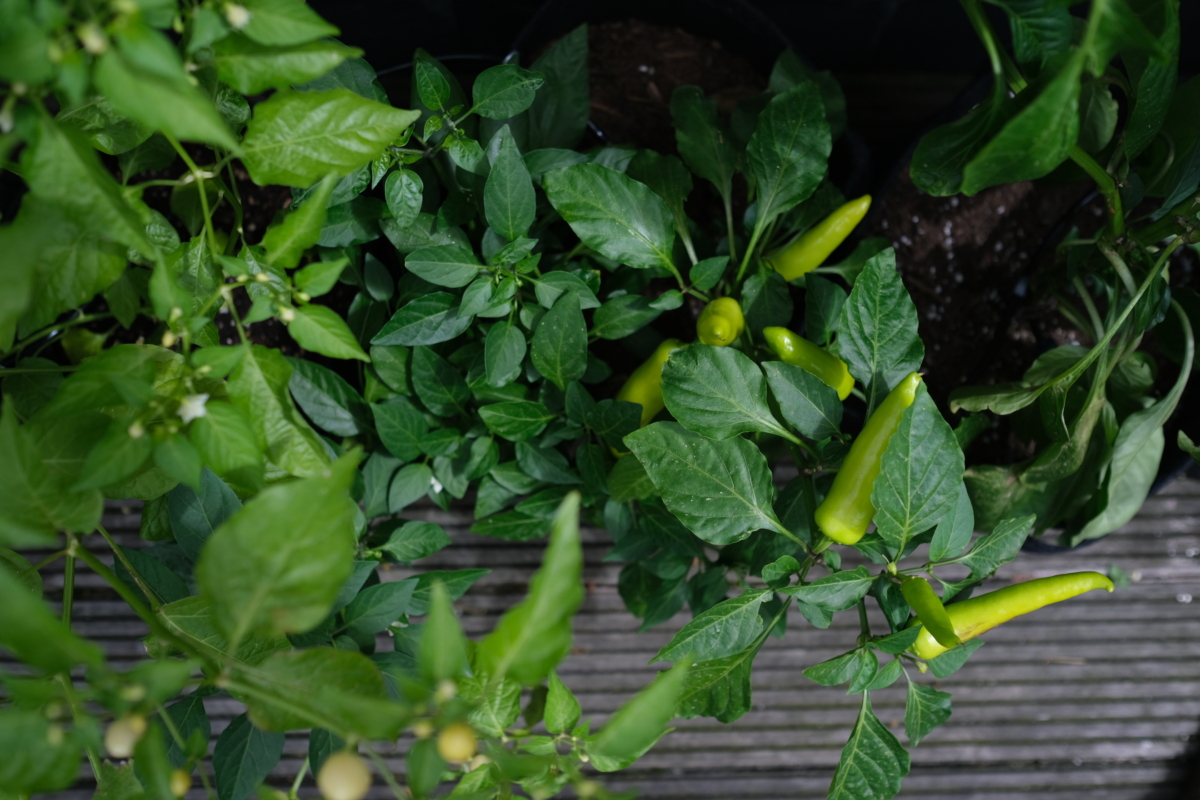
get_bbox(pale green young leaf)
[544,671,582,734]
[384,169,424,230]
[197,453,359,642]
[661,345,791,440]
[242,89,419,187]
[287,304,371,362]
[651,590,770,664]
[476,493,584,684]
[212,35,360,94]
[240,0,339,46]
[624,422,782,546]
[189,402,264,492]
[589,659,690,771]
[262,173,337,269]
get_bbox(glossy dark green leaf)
[625,422,782,546]
[746,82,831,229]
[672,85,737,203]
[516,441,579,484]
[651,590,770,664]
[388,463,433,512]
[372,396,427,461]
[167,468,241,562]
[160,692,211,768]
[472,64,545,119]
[242,89,419,187]
[1122,0,1180,160]
[762,361,843,441]
[590,294,663,339]
[372,292,472,346]
[318,197,383,247]
[904,680,953,746]
[213,713,286,800]
[543,163,676,271]
[415,56,451,110]
[531,293,588,389]
[910,86,1010,196]
[827,694,910,799]
[478,400,554,442]
[676,640,760,723]
[689,256,728,292]
[608,453,656,502]
[525,24,589,149]
[412,346,470,417]
[836,247,924,412]
[342,580,417,635]
[927,638,985,677]
[471,510,550,541]
[781,566,874,612]
[286,357,371,436]
[960,515,1035,581]
[662,345,791,440]
[485,125,536,240]
[378,521,451,562]
[872,387,964,556]
[533,271,601,310]
[485,321,527,388]
[929,481,975,562]
[586,399,642,451]
[741,270,793,334]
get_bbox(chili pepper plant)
[0,2,1130,799]
[909,0,1198,545]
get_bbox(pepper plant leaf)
[745,81,831,231]
[661,345,793,440]
[904,679,953,746]
[650,590,771,664]
[827,693,911,800]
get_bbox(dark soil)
[583,19,763,154]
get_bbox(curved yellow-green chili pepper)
[813,372,922,545]
[769,194,872,281]
[696,298,744,346]
[762,326,854,400]
[616,338,687,428]
[909,571,1115,660]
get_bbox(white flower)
[177,394,210,424]
[430,476,444,493]
[224,3,251,29]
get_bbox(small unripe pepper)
[437,721,478,762]
[813,372,922,544]
[762,326,854,400]
[317,751,372,800]
[616,338,686,428]
[909,572,1115,660]
[769,194,872,281]
[696,297,744,346]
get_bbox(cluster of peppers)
[613,194,1114,660]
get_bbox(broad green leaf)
[407,569,489,616]
[189,402,264,492]
[21,117,153,253]
[419,581,469,682]
[58,95,151,156]
[476,493,584,683]
[740,270,793,335]
[263,173,337,269]
[93,35,239,152]
[836,248,924,411]
[672,85,737,203]
[372,293,472,346]
[871,386,964,556]
[590,294,663,339]
[378,521,451,562]
[910,85,1010,196]
[1122,0,1180,160]
[586,399,641,451]
[485,126,536,240]
[342,580,416,635]
[227,346,330,478]
[960,515,1035,580]
[372,396,428,461]
[651,590,770,664]
[991,0,1072,64]
[516,442,579,484]
[746,82,831,230]
[404,243,481,288]
[197,454,359,643]
[526,24,589,150]
[543,163,676,272]
[213,713,286,800]
[463,674,522,738]
[316,196,383,247]
[589,660,690,772]
[544,671,582,733]
[412,346,470,417]
[211,35,360,94]
[484,321,527,389]
[167,467,241,562]
[479,400,554,442]
[762,361,843,440]
[874,626,921,655]
[0,404,103,546]
[1077,79,1118,152]
[677,641,759,723]
[0,710,83,792]
[624,422,782,546]
[114,545,190,606]
[804,274,846,345]
[928,481,975,562]
[243,648,406,740]
[531,293,588,389]
[827,694,910,799]
[288,304,371,362]
[242,89,419,187]
[415,56,451,109]
[384,169,424,230]
[75,416,155,493]
[927,638,985,677]
[781,566,874,612]
[160,693,211,768]
[286,357,371,437]
[240,0,339,46]
[471,64,545,119]
[156,595,290,667]
[661,345,792,440]
[389,463,433,512]
[627,149,693,243]
[0,565,104,673]
[904,680,952,746]
[608,452,656,502]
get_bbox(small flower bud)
[278,306,295,322]
[254,272,271,283]
[317,752,371,800]
[161,331,178,348]
[223,2,251,29]
[169,769,190,797]
[127,422,145,439]
[105,715,147,759]
[78,24,108,55]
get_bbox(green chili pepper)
[762,326,854,400]
[616,338,687,429]
[769,194,872,281]
[900,576,960,649]
[696,297,744,346]
[909,571,1115,660]
[813,372,922,545]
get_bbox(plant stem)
[857,599,871,637]
[364,745,408,800]
[0,313,114,362]
[1070,147,1126,236]
[97,524,161,612]
[724,195,739,264]
[57,673,103,780]
[62,547,75,627]
[1095,240,1139,296]
[1072,276,1106,340]
[72,545,180,649]
[165,132,221,257]
[290,757,310,796]
[735,223,767,284]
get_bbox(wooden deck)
[19,474,1200,799]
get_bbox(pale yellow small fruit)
[317,751,371,800]
[104,714,147,758]
[170,769,191,797]
[437,722,477,762]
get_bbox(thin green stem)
[97,524,161,612]
[62,550,75,627]
[1072,277,1106,340]
[290,757,310,796]
[363,745,407,800]
[723,195,739,264]
[960,0,1005,84]
[31,550,67,572]
[857,599,871,637]
[72,545,181,650]
[165,132,220,256]
[0,365,82,375]
[1070,147,1126,236]
[1095,240,1139,296]
[57,674,103,780]
[735,223,767,284]
[0,313,114,362]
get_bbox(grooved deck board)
[13,476,1200,799]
